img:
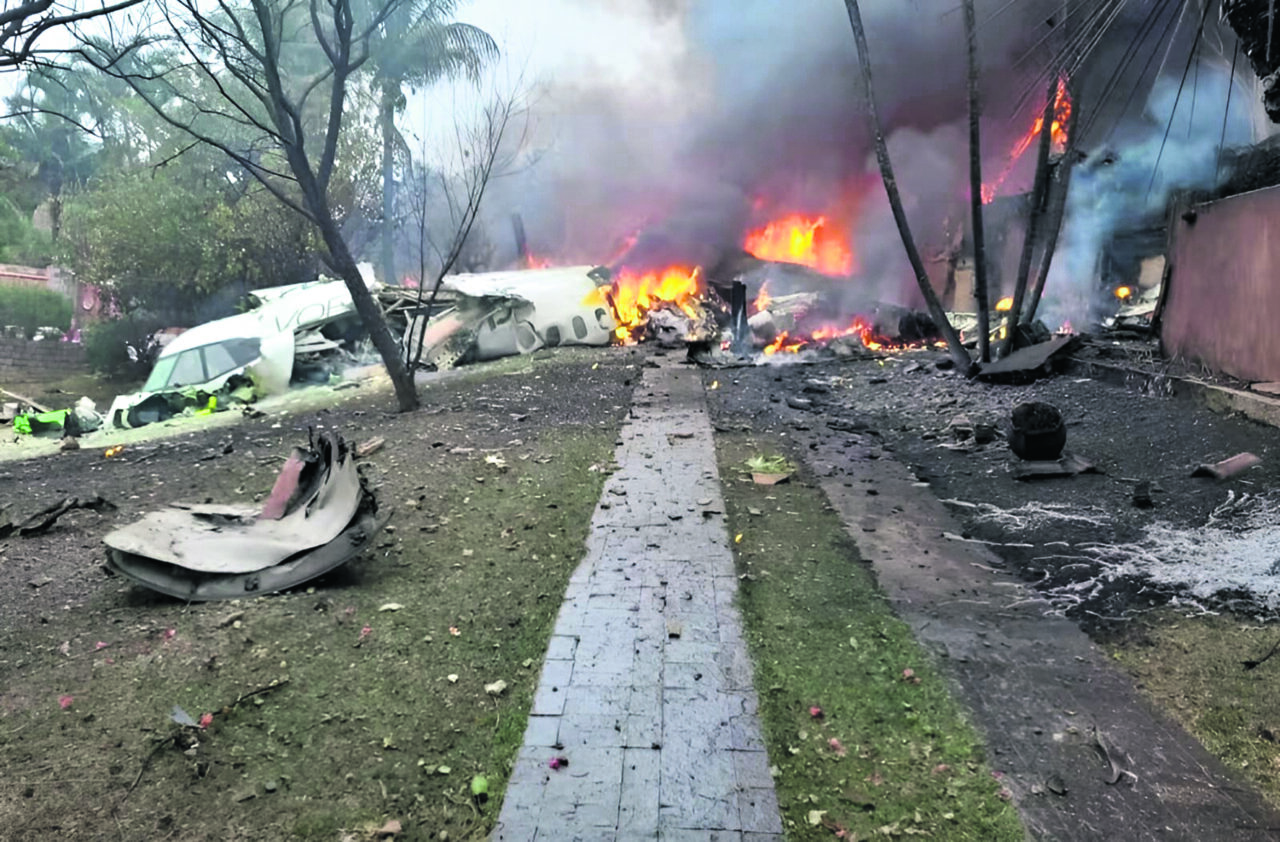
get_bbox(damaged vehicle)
[107,275,369,429]
[104,432,386,601]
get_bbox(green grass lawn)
[1113,612,1280,809]
[716,434,1025,841]
[0,426,616,841]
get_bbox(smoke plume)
[470,0,1256,326]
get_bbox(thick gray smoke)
[481,0,1052,291]
[474,0,1254,325]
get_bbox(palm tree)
[368,0,497,286]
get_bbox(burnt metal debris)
[103,432,386,601]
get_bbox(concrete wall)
[0,337,88,382]
[1164,185,1280,383]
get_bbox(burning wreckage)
[97,247,950,436]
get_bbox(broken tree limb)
[842,0,974,377]
[1243,634,1280,670]
[964,0,991,363]
[0,387,51,413]
[1002,78,1058,358]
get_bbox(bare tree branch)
[1,0,146,70]
[406,82,531,367]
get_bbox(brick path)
[492,361,783,841]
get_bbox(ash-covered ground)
[702,348,1280,636]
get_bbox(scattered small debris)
[170,705,197,727]
[1011,453,1098,481]
[1132,481,1154,509]
[1092,726,1137,786]
[355,436,386,458]
[484,680,508,697]
[548,756,569,770]
[1192,452,1261,480]
[378,603,404,612]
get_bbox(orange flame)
[809,316,889,352]
[995,296,1013,312]
[524,254,554,270]
[983,77,1072,204]
[763,330,807,356]
[753,282,772,314]
[584,266,704,344]
[744,214,854,276]
[1115,286,1132,300]
[762,316,914,355]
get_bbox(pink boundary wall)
[1164,185,1280,384]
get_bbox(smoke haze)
[442,0,1259,325]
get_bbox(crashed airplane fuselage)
[109,265,617,429]
[107,279,364,429]
[405,265,617,369]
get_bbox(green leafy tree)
[70,0,472,411]
[0,194,53,264]
[60,169,318,323]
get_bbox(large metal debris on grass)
[402,266,615,370]
[104,432,386,601]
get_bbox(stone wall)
[0,337,88,382]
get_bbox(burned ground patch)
[704,353,1280,632]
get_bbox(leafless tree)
[0,0,145,70]
[70,0,425,411]
[404,84,532,368]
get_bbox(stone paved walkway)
[493,361,783,842]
